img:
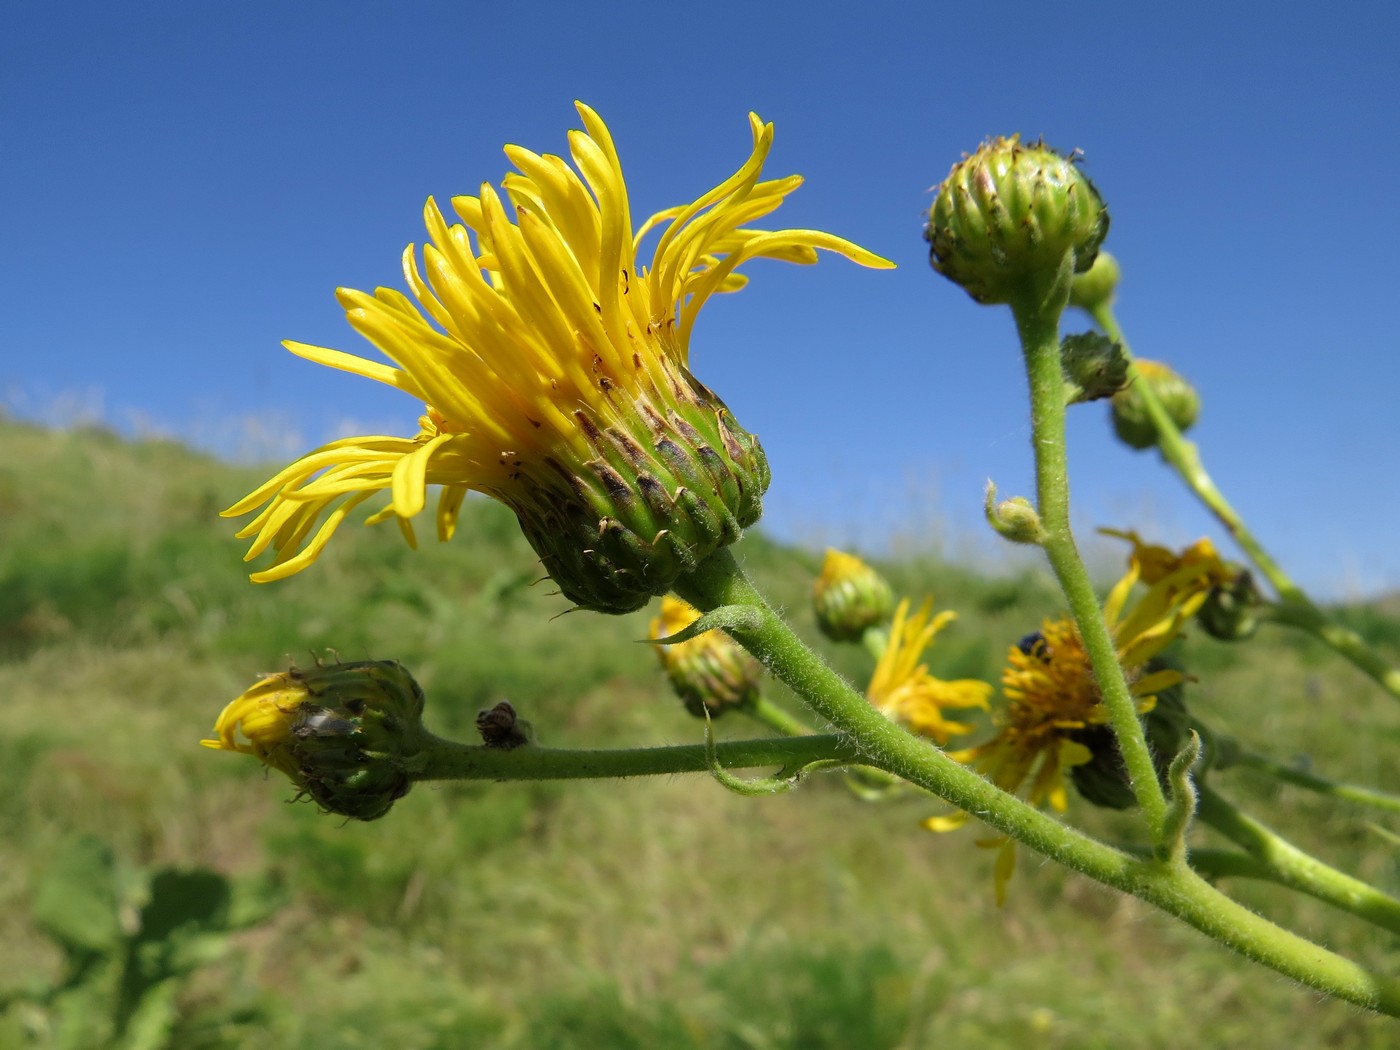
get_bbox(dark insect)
[1017,632,1053,663]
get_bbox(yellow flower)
[866,598,991,745]
[649,595,762,717]
[225,104,892,612]
[1099,527,1232,590]
[202,673,306,778]
[926,542,1217,901]
[202,660,426,820]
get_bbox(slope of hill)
[1,418,1397,1048]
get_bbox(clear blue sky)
[4,1,1398,598]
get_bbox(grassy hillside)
[1,417,1398,1048]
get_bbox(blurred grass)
[1,415,1398,1048]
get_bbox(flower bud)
[650,595,763,717]
[1067,251,1121,313]
[508,368,772,614]
[1110,360,1200,450]
[925,136,1109,305]
[1197,569,1263,642]
[984,485,1045,545]
[1060,332,1129,404]
[812,549,896,642]
[202,659,428,820]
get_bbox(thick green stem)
[1090,303,1400,704]
[674,548,1400,1015]
[1012,295,1169,836]
[411,733,858,782]
[1226,746,1400,815]
[1197,785,1400,937]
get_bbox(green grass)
[2,416,1399,1048]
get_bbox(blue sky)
[4,1,1398,598]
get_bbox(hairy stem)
[674,548,1400,1015]
[1013,294,1169,836]
[1197,784,1400,937]
[1090,302,1400,703]
[411,733,859,782]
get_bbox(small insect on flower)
[1016,632,1053,663]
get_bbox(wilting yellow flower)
[1099,528,1232,590]
[202,660,426,821]
[811,549,895,642]
[203,673,306,778]
[926,543,1216,901]
[225,103,892,612]
[866,598,991,745]
[650,595,762,717]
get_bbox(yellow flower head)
[649,595,762,717]
[866,598,991,745]
[926,542,1213,880]
[202,659,427,820]
[811,548,896,642]
[225,104,892,613]
[202,672,307,779]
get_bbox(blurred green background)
[2,416,1398,1049]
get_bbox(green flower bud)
[1197,569,1263,642]
[1060,332,1129,404]
[1110,360,1200,450]
[1070,657,1191,810]
[650,596,763,717]
[811,549,896,642]
[202,659,429,821]
[1068,250,1121,313]
[510,365,771,614]
[925,136,1109,305]
[984,484,1045,545]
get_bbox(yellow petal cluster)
[925,536,1223,899]
[225,104,892,609]
[866,598,991,745]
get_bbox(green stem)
[1090,303,1400,703]
[861,625,889,662]
[742,694,814,737]
[1196,784,1400,937]
[1261,602,1400,700]
[1012,295,1169,836]
[411,733,859,782]
[675,548,1400,1015]
[1225,746,1400,816]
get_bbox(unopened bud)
[1110,360,1200,450]
[650,596,762,717]
[1060,332,1129,404]
[1197,569,1263,642]
[985,484,1045,545]
[1068,251,1121,314]
[812,549,896,641]
[926,136,1109,306]
[202,659,428,820]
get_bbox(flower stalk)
[1196,785,1400,937]
[410,732,858,782]
[673,548,1400,1016]
[1088,303,1400,703]
[1223,744,1400,816]
[1010,291,1170,838]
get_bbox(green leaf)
[33,836,122,957]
